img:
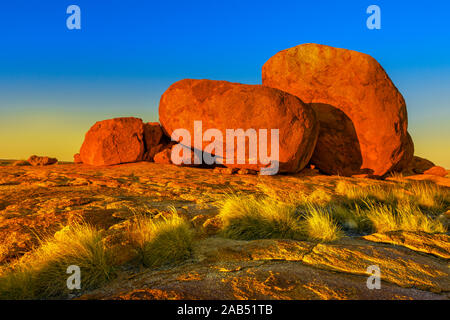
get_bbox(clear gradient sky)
[0,1,449,167]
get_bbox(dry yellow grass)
[365,201,446,233]
[218,194,305,241]
[0,223,115,299]
[218,180,447,242]
[303,206,343,242]
[127,209,195,268]
[218,194,343,242]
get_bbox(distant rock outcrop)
[159,79,319,173]
[27,155,57,166]
[262,43,412,176]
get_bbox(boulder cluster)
[75,43,443,177]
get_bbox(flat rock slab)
[363,232,450,260]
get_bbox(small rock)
[154,148,172,164]
[191,214,208,228]
[202,216,223,235]
[213,167,238,175]
[73,153,82,164]
[423,166,447,177]
[237,168,257,175]
[12,160,30,166]
[27,155,58,166]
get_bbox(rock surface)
[159,79,319,173]
[80,117,145,166]
[1,161,449,300]
[262,43,411,176]
[27,155,57,166]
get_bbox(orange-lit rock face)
[159,79,319,173]
[424,166,448,177]
[80,117,145,166]
[153,148,172,164]
[262,43,411,176]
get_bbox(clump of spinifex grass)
[302,206,343,242]
[218,194,343,242]
[127,210,195,268]
[218,179,448,243]
[335,180,449,214]
[0,223,116,300]
[218,194,306,241]
[364,201,446,233]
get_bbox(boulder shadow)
[309,103,373,176]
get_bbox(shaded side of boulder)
[391,132,415,173]
[406,156,435,174]
[27,155,58,166]
[142,122,172,161]
[80,117,145,166]
[262,43,411,176]
[159,79,319,173]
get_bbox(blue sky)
[0,0,449,165]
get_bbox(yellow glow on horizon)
[0,110,449,168]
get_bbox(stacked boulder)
[262,43,413,176]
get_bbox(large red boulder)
[262,43,412,176]
[159,79,319,173]
[80,117,145,166]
